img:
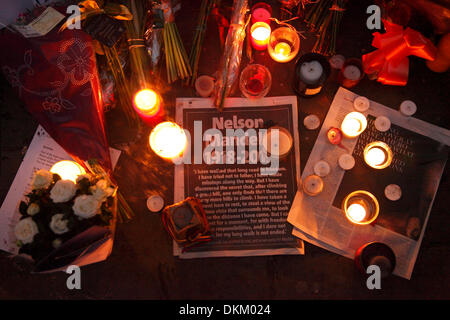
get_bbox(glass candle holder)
[340,112,367,138]
[355,242,396,278]
[251,2,272,24]
[149,122,187,160]
[293,53,330,97]
[342,190,379,225]
[239,64,272,99]
[250,22,271,51]
[338,58,364,88]
[363,141,393,169]
[268,27,300,63]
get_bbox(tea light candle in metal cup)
[363,141,393,169]
[251,2,272,24]
[239,64,272,99]
[338,58,364,88]
[267,27,300,63]
[149,121,188,160]
[250,22,271,51]
[293,53,330,98]
[342,190,379,225]
[50,160,86,183]
[341,112,367,138]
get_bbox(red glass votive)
[250,22,271,51]
[251,2,272,24]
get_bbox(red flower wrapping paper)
[0,14,112,171]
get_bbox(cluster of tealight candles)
[249,2,300,63]
[336,98,394,226]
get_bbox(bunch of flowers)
[15,169,116,262]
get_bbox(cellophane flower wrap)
[0,6,118,272]
[0,6,112,172]
[213,0,248,111]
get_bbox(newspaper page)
[174,96,304,258]
[288,87,450,279]
[0,125,121,254]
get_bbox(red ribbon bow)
[362,20,437,86]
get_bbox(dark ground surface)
[0,0,449,300]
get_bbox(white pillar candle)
[300,61,323,84]
[343,65,361,80]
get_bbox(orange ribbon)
[362,20,437,86]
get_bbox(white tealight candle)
[300,61,323,84]
[341,112,367,138]
[343,65,361,80]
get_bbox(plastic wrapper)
[0,6,112,172]
[213,0,248,111]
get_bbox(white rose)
[90,179,114,201]
[14,217,39,244]
[26,203,40,216]
[52,238,62,248]
[31,169,53,190]
[72,195,101,219]
[49,214,69,235]
[50,180,77,203]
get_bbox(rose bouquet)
[15,168,117,272]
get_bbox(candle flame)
[149,122,187,160]
[274,42,291,56]
[50,160,86,183]
[134,89,160,115]
[251,24,271,41]
[347,203,367,222]
[341,112,367,137]
[366,147,386,166]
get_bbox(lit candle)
[268,27,300,63]
[343,190,379,225]
[251,2,272,24]
[363,141,393,169]
[341,112,367,138]
[133,89,161,125]
[149,122,187,160]
[347,203,367,222]
[366,147,386,166]
[50,160,86,183]
[272,42,291,61]
[300,61,324,84]
[251,22,271,50]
